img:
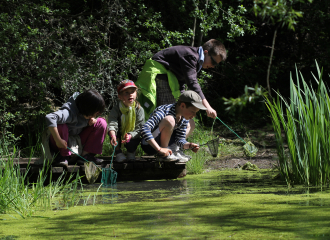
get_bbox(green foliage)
[0,153,82,218]
[252,0,313,30]
[265,62,330,186]
[223,5,257,40]
[223,83,268,113]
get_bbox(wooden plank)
[52,167,63,173]
[133,162,144,169]
[67,165,80,173]
[122,162,134,170]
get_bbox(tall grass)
[265,62,330,186]
[186,119,222,174]
[0,146,83,218]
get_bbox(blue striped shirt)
[141,104,188,148]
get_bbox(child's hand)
[189,143,200,153]
[121,133,132,144]
[89,117,97,126]
[158,148,172,157]
[56,138,67,149]
[110,135,118,146]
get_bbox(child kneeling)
[140,90,206,162]
[108,80,145,162]
[44,89,107,167]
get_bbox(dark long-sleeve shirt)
[152,45,205,99]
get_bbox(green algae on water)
[2,170,330,240]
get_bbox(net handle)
[215,117,246,144]
[67,146,101,170]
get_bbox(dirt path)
[205,127,281,170]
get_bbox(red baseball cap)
[117,80,137,93]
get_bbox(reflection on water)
[78,171,330,207]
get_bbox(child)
[108,80,145,162]
[136,39,226,119]
[140,90,206,162]
[45,89,107,167]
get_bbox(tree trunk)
[191,17,196,46]
[266,24,279,98]
[197,0,209,46]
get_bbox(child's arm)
[108,105,121,146]
[183,142,200,153]
[109,130,118,146]
[89,117,97,126]
[48,127,67,149]
[147,138,172,157]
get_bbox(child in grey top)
[45,89,107,167]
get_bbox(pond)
[1,169,330,239]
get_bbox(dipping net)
[101,144,118,187]
[67,147,101,184]
[85,161,102,184]
[200,138,220,157]
[215,117,258,157]
[243,141,258,158]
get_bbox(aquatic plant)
[265,61,330,186]
[0,147,83,218]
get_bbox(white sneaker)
[168,143,179,152]
[126,151,136,161]
[173,151,189,163]
[115,152,126,162]
[178,150,192,160]
[156,153,178,162]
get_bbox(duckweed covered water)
[1,169,330,239]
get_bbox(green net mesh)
[84,162,102,184]
[205,138,220,157]
[101,168,117,186]
[100,144,118,187]
[243,141,258,157]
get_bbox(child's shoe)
[126,151,136,161]
[156,153,178,162]
[54,155,70,168]
[82,153,104,164]
[174,151,190,163]
[115,152,126,162]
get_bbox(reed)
[265,62,330,186]
[0,145,83,218]
[186,121,221,174]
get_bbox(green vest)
[135,59,181,118]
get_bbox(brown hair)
[176,100,194,109]
[202,39,227,61]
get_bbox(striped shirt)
[141,104,188,148]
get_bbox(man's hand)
[206,107,217,119]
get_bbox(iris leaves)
[265,61,330,186]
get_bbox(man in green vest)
[136,39,226,159]
[136,39,226,119]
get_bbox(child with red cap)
[108,80,145,162]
